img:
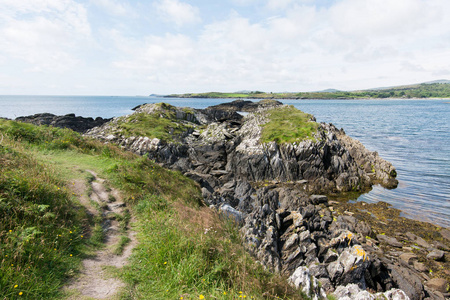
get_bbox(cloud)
[91,0,130,16]
[0,0,92,72]
[2,0,450,95]
[155,0,201,27]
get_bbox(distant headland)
[165,80,450,100]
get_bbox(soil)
[64,170,137,299]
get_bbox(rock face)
[16,113,111,133]
[84,101,431,298]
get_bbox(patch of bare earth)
[64,170,137,299]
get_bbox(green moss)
[260,106,319,144]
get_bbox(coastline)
[7,101,450,298]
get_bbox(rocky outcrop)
[16,113,111,133]
[207,99,283,112]
[84,102,450,299]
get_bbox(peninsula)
[166,80,450,100]
[2,100,449,299]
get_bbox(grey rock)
[387,263,424,300]
[377,234,403,248]
[16,113,111,133]
[282,233,298,251]
[288,266,327,300]
[333,284,410,300]
[219,204,244,223]
[406,232,431,249]
[426,249,445,261]
[323,248,339,264]
[310,195,328,205]
[355,221,372,237]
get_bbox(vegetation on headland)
[261,105,319,144]
[0,119,306,299]
[167,82,450,99]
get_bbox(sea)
[1,95,449,228]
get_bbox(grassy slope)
[260,106,319,144]
[0,120,305,299]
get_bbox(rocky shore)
[16,113,111,133]
[19,100,449,299]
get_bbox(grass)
[113,236,131,255]
[0,134,88,298]
[117,103,194,141]
[0,119,306,299]
[260,105,320,144]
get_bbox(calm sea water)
[1,96,449,228]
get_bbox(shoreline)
[8,102,450,298]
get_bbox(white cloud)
[155,0,201,27]
[91,0,130,16]
[0,0,92,72]
[2,0,450,95]
[328,0,442,38]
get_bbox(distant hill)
[166,80,450,99]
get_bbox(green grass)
[113,236,131,255]
[0,119,306,299]
[260,105,320,144]
[116,103,194,142]
[0,137,88,298]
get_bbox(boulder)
[327,245,370,287]
[333,283,410,300]
[425,278,448,293]
[426,249,445,261]
[377,234,403,248]
[288,266,327,300]
[387,264,425,300]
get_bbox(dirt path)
[64,170,137,299]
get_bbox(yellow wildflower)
[199,295,205,299]
[19,292,23,296]
[14,285,18,288]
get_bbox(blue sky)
[1,0,449,95]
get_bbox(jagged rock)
[327,245,370,287]
[16,113,111,133]
[333,283,410,300]
[288,266,327,300]
[219,204,245,224]
[207,99,283,112]
[81,102,404,296]
[387,263,425,300]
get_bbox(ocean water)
[1,96,449,227]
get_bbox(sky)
[1,0,450,95]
